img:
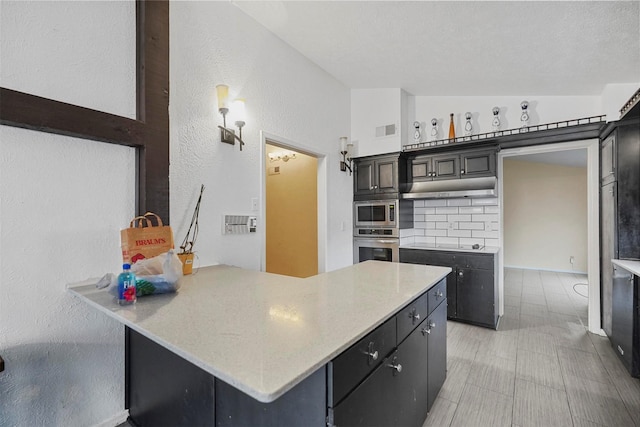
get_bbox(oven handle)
[355,239,399,244]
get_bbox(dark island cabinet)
[400,248,498,329]
[353,153,407,200]
[328,279,447,427]
[600,118,640,336]
[426,301,447,411]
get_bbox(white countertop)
[400,243,501,254]
[68,261,450,403]
[613,259,640,277]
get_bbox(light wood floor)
[424,268,640,427]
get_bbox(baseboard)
[504,265,587,275]
[92,410,129,427]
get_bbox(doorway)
[260,132,327,278]
[498,139,601,334]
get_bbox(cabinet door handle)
[364,342,379,361]
[409,309,420,322]
[365,350,379,361]
[434,290,443,299]
[421,322,436,335]
[608,171,615,175]
[387,362,402,373]
[461,170,465,174]
[458,271,463,277]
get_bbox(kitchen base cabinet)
[610,263,640,378]
[399,248,498,329]
[456,267,496,327]
[329,279,448,427]
[427,301,447,411]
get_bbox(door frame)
[259,130,328,274]
[498,138,602,335]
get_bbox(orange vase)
[448,113,455,139]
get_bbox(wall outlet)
[570,256,575,264]
[251,198,258,211]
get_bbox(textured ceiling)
[234,1,640,96]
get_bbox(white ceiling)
[234,1,640,96]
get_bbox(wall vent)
[375,124,396,138]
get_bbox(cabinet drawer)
[329,318,396,406]
[428,279,447,314]
[399,249,456,267]
[460,253,494,270]
[396,292,428,344]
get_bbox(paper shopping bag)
[121,212,174,264]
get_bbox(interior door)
[265,143,318,278]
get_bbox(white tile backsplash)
[472,230,499,239]
[415,236,436,244]
[472,214,499,222]
[459,206,484,214]
[435,206,458,214]
[436,237,459,245]
[458,222,485,230]
[472,197,498,206]
[447,214,472,222]
[424,199,448,207]
[404,196,502,249]
[448,229,472,238]
[447,198,472,207]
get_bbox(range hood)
[401,176,497,199]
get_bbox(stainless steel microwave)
[354,200,398,228]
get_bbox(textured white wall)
[503,159,588,273]
[169,2,352,272]
[601,83,639,122]
[0,0,136,119]
[0,1,135,426]
[351,88,405,157]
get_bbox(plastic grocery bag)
[96,250,183,297]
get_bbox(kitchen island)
[69,261,451,426]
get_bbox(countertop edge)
[68,263,451,403]
[612,259,640,277]
[399,244,501,254]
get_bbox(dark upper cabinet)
[601,132,616,186]
[354,160,376,197]
[409,155,434,182]
[461,150,496,178]
[406,148,496,184]
[431,154,461,180]
[600,118,639,337]
[353,154,406,200]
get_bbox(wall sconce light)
[339,136,353,175]
[216,84,246,151]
